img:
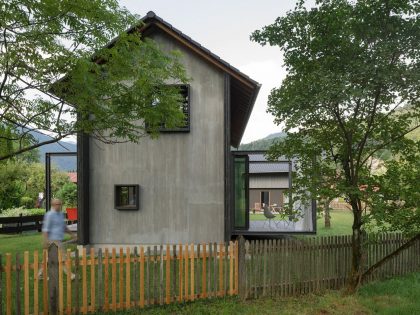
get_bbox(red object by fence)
[66,208,78,221]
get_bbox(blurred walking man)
[39,198,76,279]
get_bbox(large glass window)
[234,156,249,229]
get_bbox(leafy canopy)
[0,0,188,160]
[251,0,420,236]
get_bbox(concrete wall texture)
[89,31,226,245]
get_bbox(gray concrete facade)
[89,31,225,245]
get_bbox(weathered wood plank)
[153,246,157,305]
[47,246,58,315]
[213,242,217,297]
[119,248,124,309]
[133,247,138,308]
[104,248,110,311]
[208,243,212,298]
[33,251,39,315]
[23,251,29,315]
[196,244,200,298]
[146,247,150,306]
[5,254,12,315]
[160,245,164,305]
[218,243,223,297]
[111,248,117,311]
[74,248,80,315]
[165,245,170,304]
[139,246,145,308]
[66,250,72,315]
[229,241,234,296]
[178,244,183,302]
[125,247,131,309]
[202,243,207,298]
[90,248,95,312]
[184,244,189,301]
[97,248,103,312]
[82,248,87,314]
[172,245,177,302]
[190,244,195,301]
[58,249,63,315]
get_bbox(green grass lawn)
[94,272,420,315]
[0,232,44,255]
[316,210,353,236]
[0,232,74,257]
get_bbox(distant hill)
[239,132,287,150]
[30,131,77,171]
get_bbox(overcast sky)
[119,0,299,144]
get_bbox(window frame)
[153,84,191,133]
[114,184,140,211]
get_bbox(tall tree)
[0,0,188,160]
[252,0,420,292]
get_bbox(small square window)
[115,185,139,210]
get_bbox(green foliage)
[251,0,420,235]
[0,161,28,210]
[20,196,34,209]
[252,0,420,287]
[367,144,420,236]
[0,0,188,161]
[0,125,39,163]
[0,160,70,211]
[0,207,45,217]
[56,182,77,207]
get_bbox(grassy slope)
[95,272,420,315]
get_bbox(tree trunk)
[324,199,331,228]
[346,201,364,293]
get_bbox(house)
[67,172,77,184]
[76,12,315,246]
[247,152,292,211]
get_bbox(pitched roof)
[67,172,77,183]
[122,11,261,147]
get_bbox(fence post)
[48,243,59,315]
[238,235,246,300]
[19,213,23,234]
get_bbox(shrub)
[20,196,35,209]
[0,207,46,217]
[56,182,77,207]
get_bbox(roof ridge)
[140,11,261,87]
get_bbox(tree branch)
[0,133,73,161]
[362,233,420,281]
[361,123,420,166]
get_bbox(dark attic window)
[150,84,190,132]
[114,185,139,210]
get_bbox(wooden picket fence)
[239,233,420,299]
[0,241,238,315]
[1,233,420,314]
